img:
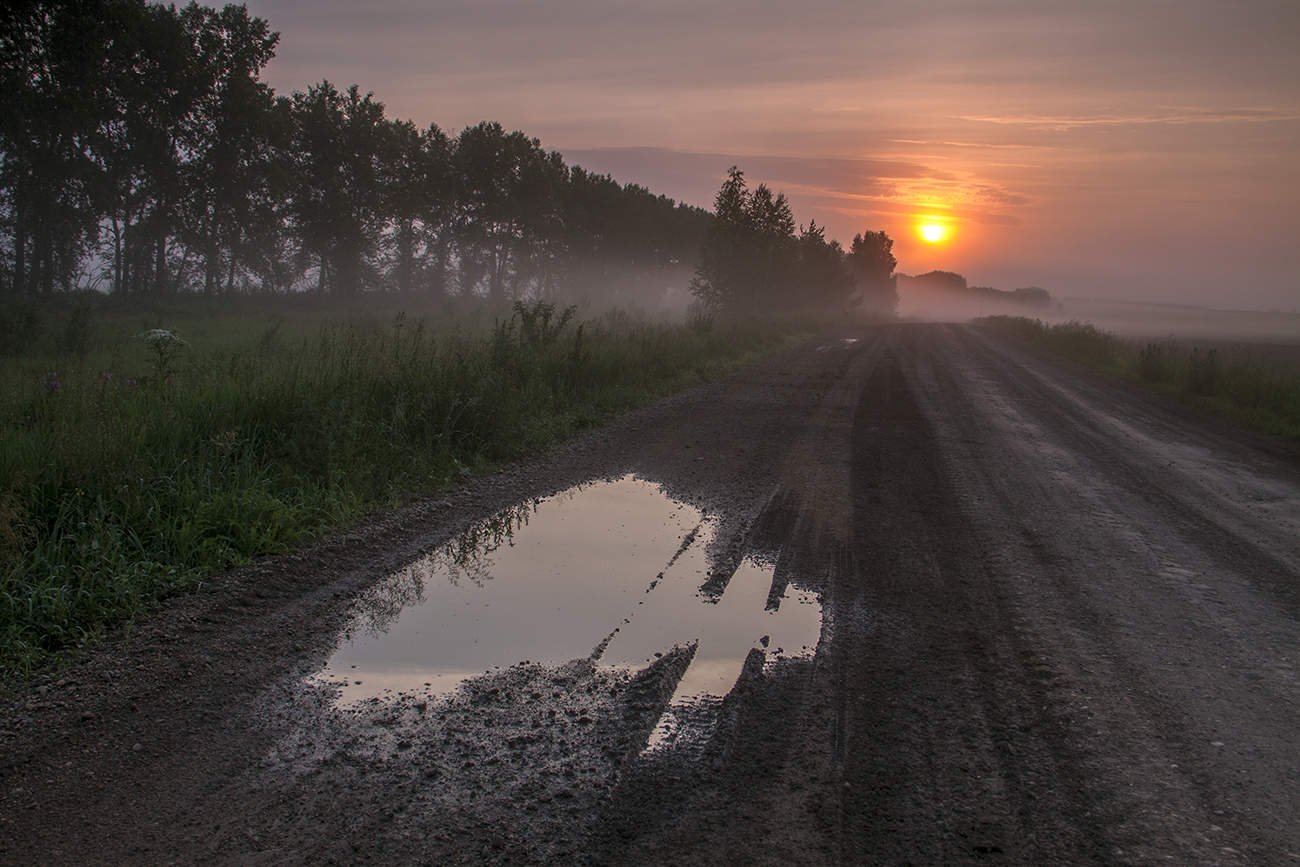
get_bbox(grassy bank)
[0,296,802,676]
[976,315,1300,441]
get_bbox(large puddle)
[313,475,822,749]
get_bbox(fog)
[896,277,1300,345]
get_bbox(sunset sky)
[245,1,1300,309]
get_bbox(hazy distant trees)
[0,0,707,302]
[910,270,967,291]
[897,270,1055,311]
[690,167,886,313]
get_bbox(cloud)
[959,108,1300,130]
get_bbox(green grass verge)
[0,297,805,677]
[975,315,1300,441]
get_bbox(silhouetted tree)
[0,0,117,295]
[288,82,389,295]
[848,230,898,313]
[692,167,870,312]
[798,221,853,306]
[176,3,281,295]
[691,166,762,309]
[379,120,457,295]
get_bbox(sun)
[918,221,950,244]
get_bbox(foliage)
[977,316,1300,440]
[0,299,799,676]
[689,166,881,313]
[847,230,898,313]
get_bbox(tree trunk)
[488,244,506,303]
[13,189,26,295]
[396,219,414,294]
[34,194,52,296]
[225,253,237,296]
[204,236,218,296]
[428,236,448,297]
[154,234,167,296]
[110,215,124,295]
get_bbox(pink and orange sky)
[246,0,1300,309]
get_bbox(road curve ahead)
[1,323,1297,865]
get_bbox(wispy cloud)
[959,108,1300,130]
[888,139,1057,151]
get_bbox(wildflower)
[126,377,138,387]
[44,372,61,393]
[136,328,186,348]
[137,329,186,381]
[100,371,113,383]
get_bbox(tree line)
[0,0,709,303]
[689,167,897,313]
[0,1,897,313]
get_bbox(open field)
[0,297,802,676]
[975,315,1300,441]
[1058,297,1300,345]
[1,323,1296,863]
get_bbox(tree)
[848,230,898,313]
[176,2,280,295]
[797,220,853,306]
[454,122,562,301]
[0,0,118,295]
[689,166,753,310]
[691,166,855,312]
[288,82,388,295]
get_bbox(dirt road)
[3,324,1297,864]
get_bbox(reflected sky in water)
[316,475,822,744]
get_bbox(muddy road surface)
[3,324,1298,864]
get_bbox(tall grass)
[0,299,799,676]
[976,316,1300,440]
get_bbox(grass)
[976,315,1300,441]
[0,294,804,677]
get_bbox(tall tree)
[288,82,388,295]
[848,230,898,313]
[176,2,280,295]
[797,220,853,306]
[454,122,557,301]
[0,0,117,295]
[380,119,456,295]
[689,166,753,310]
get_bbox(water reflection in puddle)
[315,475,821,750]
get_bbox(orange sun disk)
[918,222,950,243]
